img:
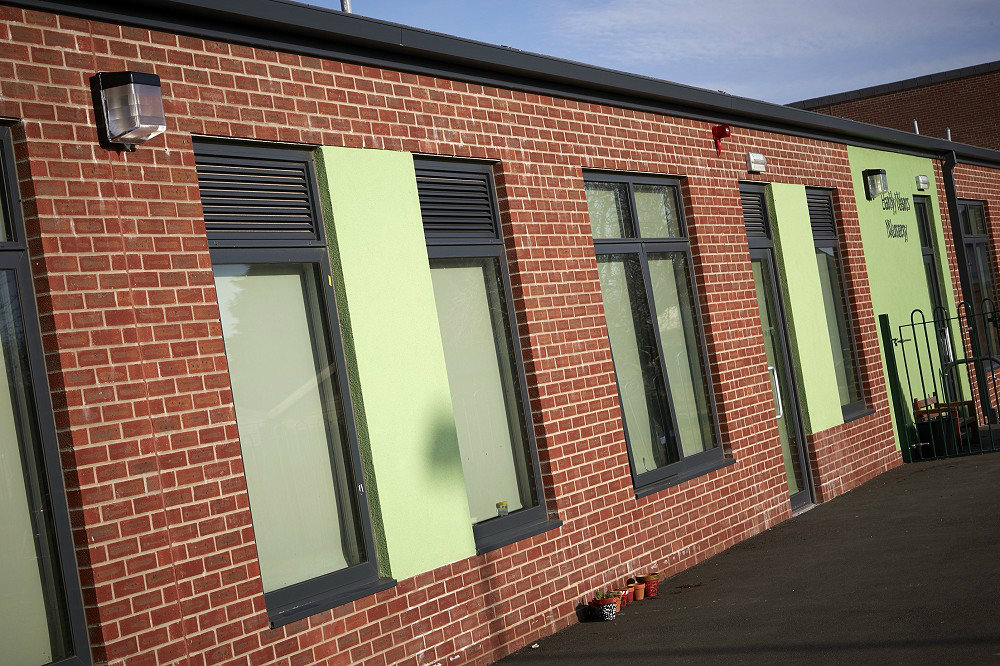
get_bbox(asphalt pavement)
[501,454,1000,664]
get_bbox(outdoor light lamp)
[92,71,166,151]
[862,168,888,200]
[746,152,767,173]
[916,174,930,191]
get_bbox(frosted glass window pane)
[430,257,536,524]
[816,248,862,407]
[648,253,716,457]
[596,255,674,472]
[215,263,363,593]
[585,181,631,238]
[633,184,681,238]
[0,271,71,665]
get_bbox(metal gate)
[880,300,1000,462]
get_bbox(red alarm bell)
[712,124,731,156]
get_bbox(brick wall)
[0,5,902,664]
[804,70,1000,151]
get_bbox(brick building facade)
[792,61,1000,151]
[2,2,1000,665]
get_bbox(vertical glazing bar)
[981,299,999,453]
[918,310,950,458]
[911,311,944,460]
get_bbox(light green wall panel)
[846,146,962,449]
[315,146,476,580]
[767,183,844,434]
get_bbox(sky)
[302,0,1000,104]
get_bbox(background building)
[791,61,1000,150]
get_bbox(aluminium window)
[414,156,552,553]
[806,188,866,419]
[195,140,389,627]
[957,200,999,353]
[583,172,723,492]
[0,125,90,664]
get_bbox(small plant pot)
[631,581,645,601]
[623,586,634,605]
[641,573,660,599]
[590,598,617,621]
[612,589,628,612]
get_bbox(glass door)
[751,249,813,509]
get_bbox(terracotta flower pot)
[612,589,628,612]
[590,597,617,621]
[631,581,645,601]
[623,586,634,605]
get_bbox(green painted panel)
[767,183,844,433]
[846,146,963,449]
[315,146,476,580]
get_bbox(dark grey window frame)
[957,199,1000,358]
[196,139,393,628]
[806,187,868,421]
[958,199,994,305]
[0,123,91,665]
[415,156,558,554]
[584,170,726,495]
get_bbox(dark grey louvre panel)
[195,149,320,240]
[806,189,838,240]
[740,190,769,238]
[414,160,498,240]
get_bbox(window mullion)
[626,182,641,239]
[637,243,683,462]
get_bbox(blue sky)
[303,0,1000,104]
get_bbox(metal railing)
[880,300,1000,462]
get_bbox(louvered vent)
[740,190,770,238]
[414,160,498,240]
[195,147,319,240]
[806,189,838,240]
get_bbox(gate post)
[879,313,913,462]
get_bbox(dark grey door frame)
[749,246,814,510]
[741,183,814,509]
[914,197,945,313]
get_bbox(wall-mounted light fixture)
[711,124,731,156]
[91,71,166,151]
[915,174,930,191]
[862,168,888,200]
[746,152,766,174]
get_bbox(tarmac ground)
[501,454,1000,664]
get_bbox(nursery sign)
[879,191,911,243]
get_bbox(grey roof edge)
[9,0,1000,168]
[790,60,1000,110]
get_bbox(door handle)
[768,365,784,419]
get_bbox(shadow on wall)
[426,408,463,470]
